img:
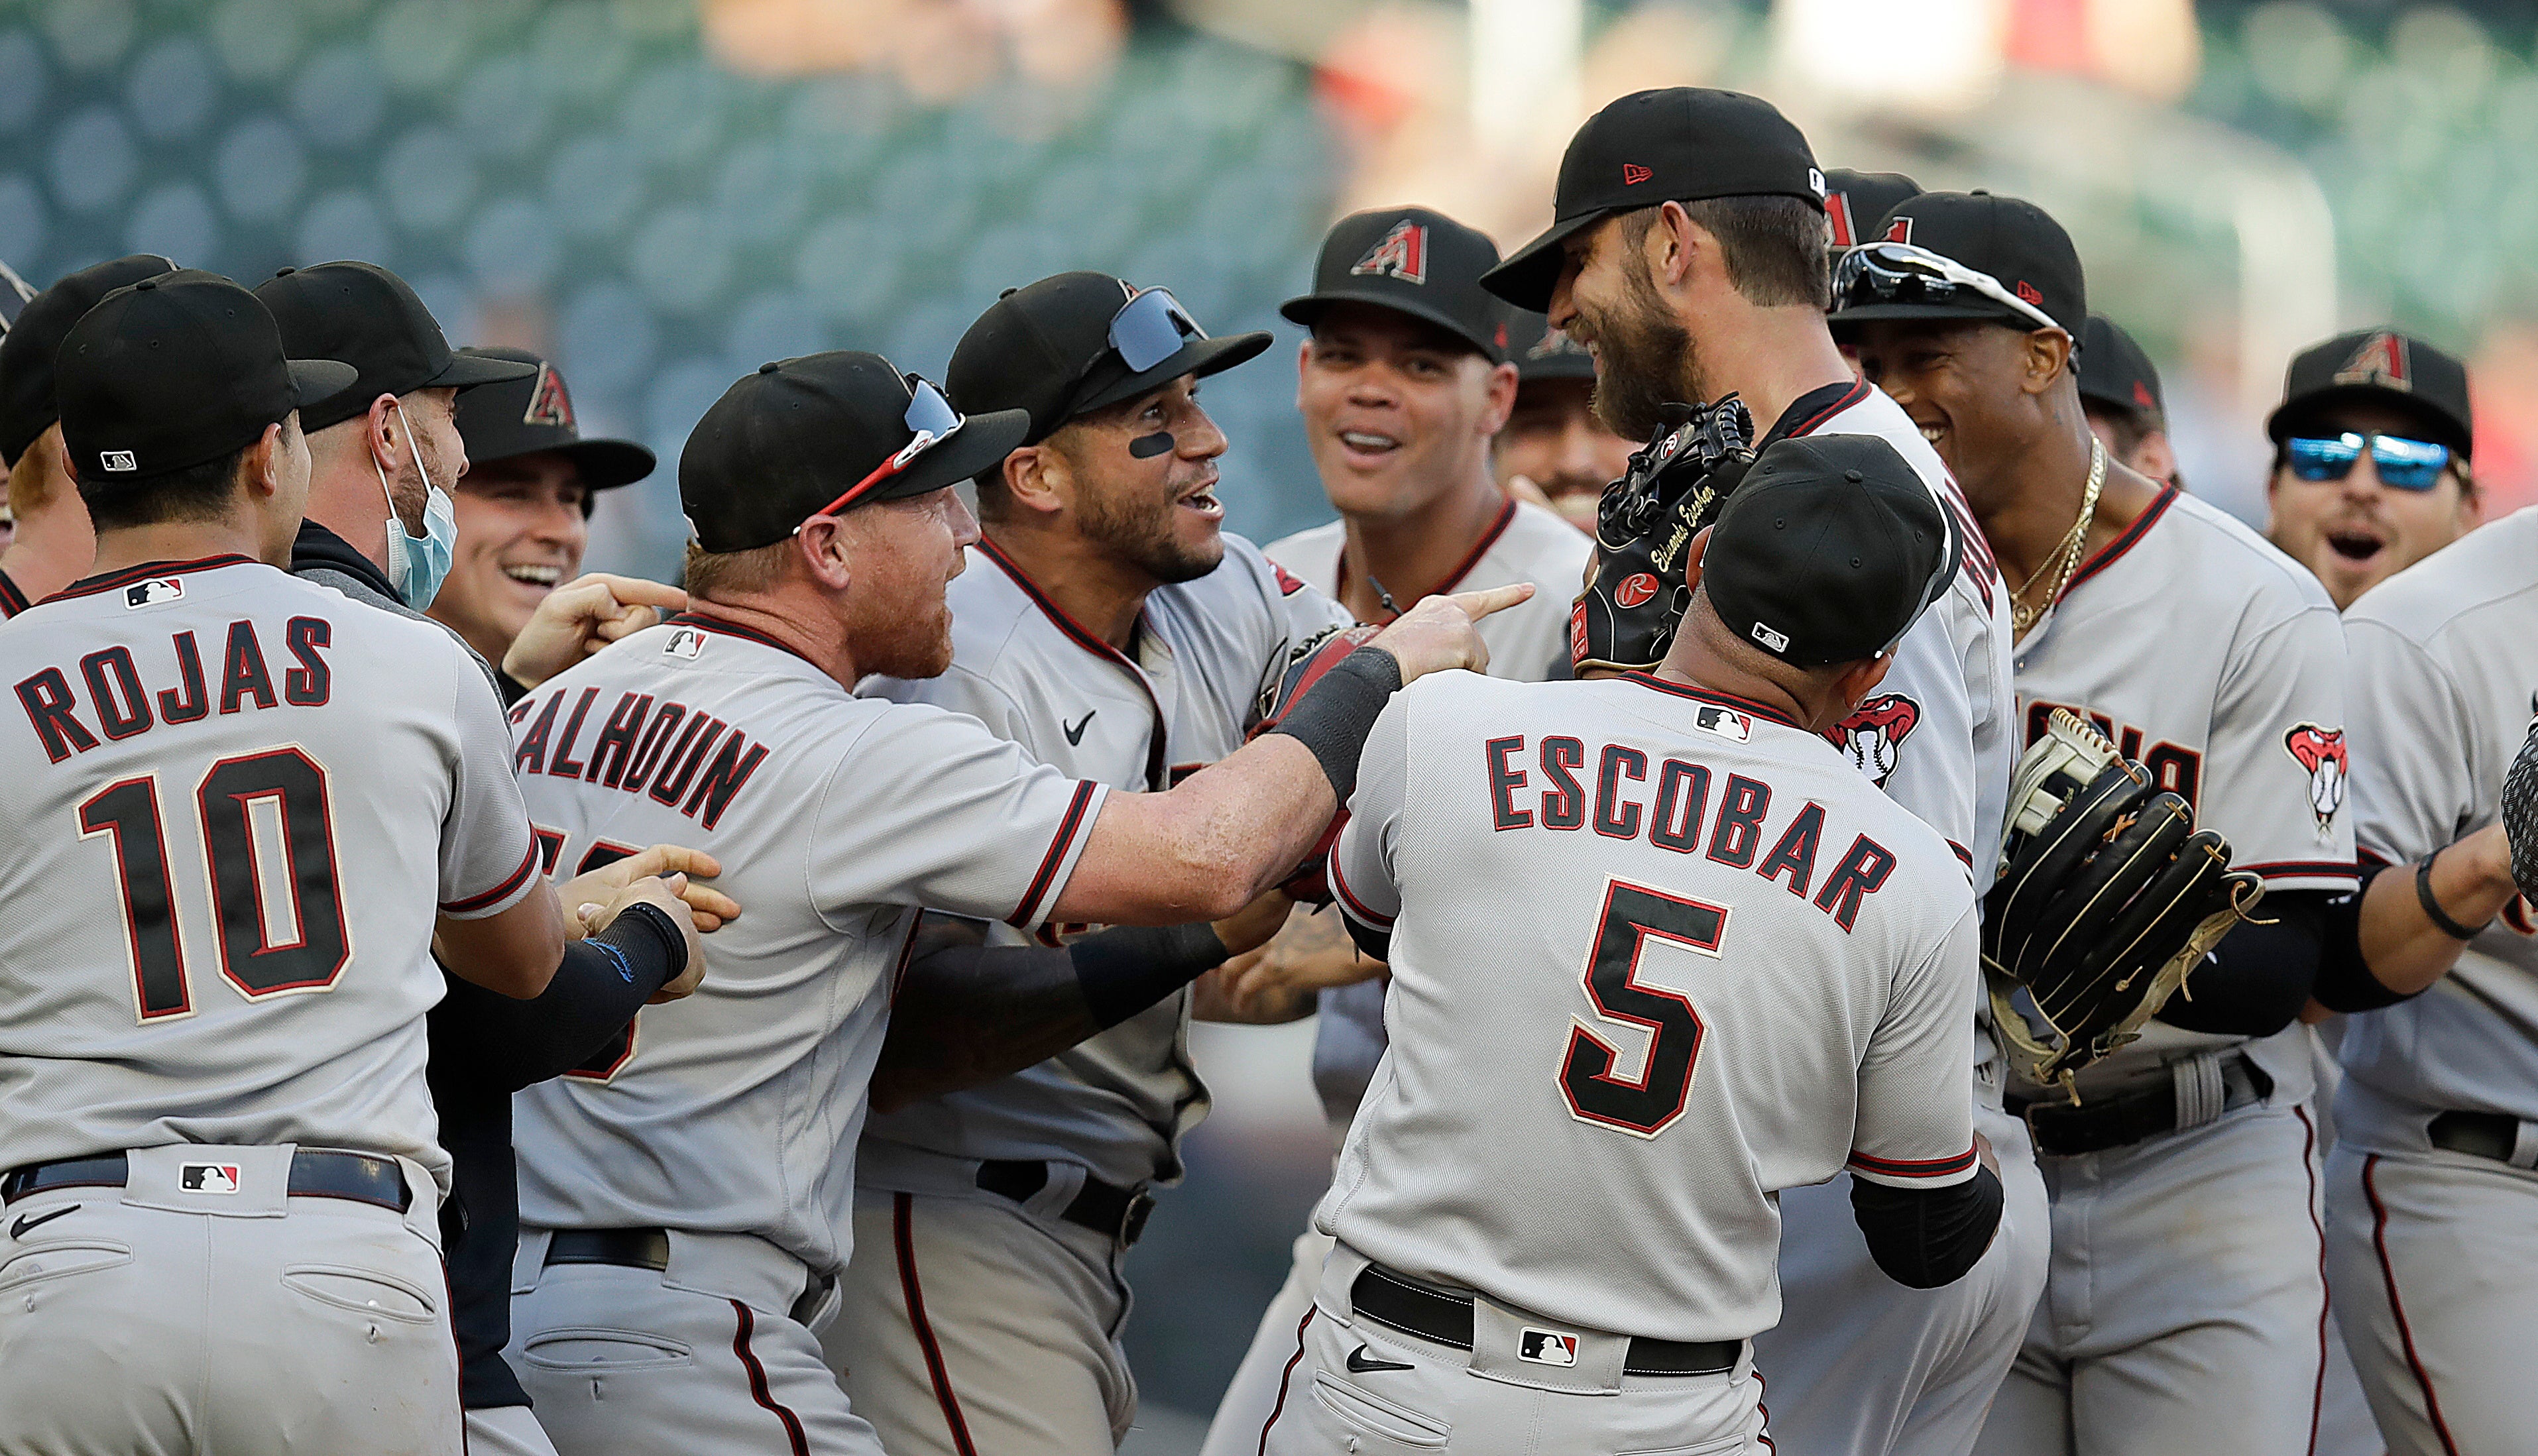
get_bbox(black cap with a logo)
[1822,169,1922,249]
[1483,89,1826,313]
[1504,309,1596,385]
[1283,207,1510,361]
[1834,191,2087,337]
[2266,329,2472,461]
[949,272,1267,449]
[256,262,536,432]
[681,352,1029,553]
[451,346,654,493]
[1703,434,1953,668]
[55,270,356,484]
[2077,316,2165,421]
[0,253,176,466]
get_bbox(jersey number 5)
[1560,881,1726,1138]
[78,748,349,1023]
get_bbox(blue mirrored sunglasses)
[2283,432,2452,491]
[1109,286,1206,373]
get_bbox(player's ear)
[1655,201,1700,288]
[791,515,854,593]
[2026,328,2071,396]
[1837,651,1895,711]
[1479,361,1519,435]
[1002,442,1068,519]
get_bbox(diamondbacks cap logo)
[1271,561,1308,596]
[1808,166,1827,197]
[1827,193,1861,248]
[1694,704,1751,742]
[1621,163,1653,186]
[2333,332,2411,392]
[1882,217,1913,244]
[124,577,184,608]
[664,626,706,659]
[2282,722,2348,832]
[1350,220,1428,285]
[1614,573,1660,608]
[180,1163,241,1194]
[101,450,136,473]
[522,361,576,428]
[1519,1328,1580,1367]
[1826,693,1920,788]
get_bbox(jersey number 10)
[1561,881,1726,1139]
[78,748,349,1023]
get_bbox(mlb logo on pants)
[1519,1328,1579,1367]
[180,1163,242,1195]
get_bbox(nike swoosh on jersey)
[1345,1343,1414,1373]
[1063,710,1097,746]
[9,1205,78,1239]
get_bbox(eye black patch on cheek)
[1128,431,1176,459]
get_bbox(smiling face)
[840,484,980,680]
[1849,317,2045,515]
[1549,215,1697,441]
[1046,373,1228,585]
[1297,302,1514,522]
[426,450,591,664]
[1495,375,1635,530]
[2264,399,2480,609]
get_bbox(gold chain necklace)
[2010,436,2105,638]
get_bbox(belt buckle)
[1117,1190,1155,1247]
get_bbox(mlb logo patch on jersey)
[180,1163,241,1194]
[1694,704,1751,742]
[664,627,706,659]
[124,577,184,608]
[1518,1328,1579,1367]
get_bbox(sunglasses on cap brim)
[1109,286,1208,374]
[0,258,34,335]
[1834,242,2062,337]
[796,374,967,530]
[2283,432,2455,492]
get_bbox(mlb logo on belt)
[665,627,705,659]
[180,1163,242,1195]
[125,578,184,608]
[1519,1327,1579,1367]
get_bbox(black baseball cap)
[0,253,176,466]
[681,351,1028,553]
[948,272,1268,449]
[1823,169,1921,249]
[1505,309,1596,385]
[2077,315,2165,421]
[1832,191,2086,337]
[1703,434,1952,668]
[451,346,654,495]
[0,257,34,331]
[255,261,536,433]
[2266,329,2472,461]
[1483,89,1826,313]
[55,270,356,484]
[1283,207,1510,361]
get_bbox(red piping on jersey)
[975,537,1171,790]
[1773,379,1871,441]
[2356,848,2394,868]
[1619,673,1804,730]
[895,1192,983,1456]
[1257,1306,1316,1456]
[0,567,26,617]
[2240,860,2363,885]
[440,843,540,915]
[49,553,260,602]
[662,610,822,669]
[2296,1107,2327,1456]
[728,1299,813,1456]
[2364,1154,2462,1454]
[1329,855,1393,928]
[1847,1145,1979,1180]
[2063,485,2178,596]
[1334,497,1517,622]
[1008,781,1100,929]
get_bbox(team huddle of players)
[2,83,2535,1456]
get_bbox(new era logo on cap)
[1621,163,1653,186]
[2132,380,2156,410]
[2014,281,2045,306]
[180,1162,241,1194]
[125,578,183,608]
[100,450,136,472]
[2334,331,2411,391]
[1350,220,1429,284]
[523,361,575,427]
[1519,1328,1580,1367]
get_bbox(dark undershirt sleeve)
[2310,862,2420,1013]
[1851,1164,2003,1288]
[432,903,681,1094]
[2152,889,2332,1037]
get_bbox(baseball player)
[0,270,697,1453]
[1835,192,2356,1455]
[1260,437,2002,1456]
[2308,506,2536,1454]
[2262,329,2481,611]
[2075,315,2177,487]
[502,349,1516,1456]
[1493,308,1634,532]
[824,272,1359,1456]
[0,254,173,616]
[1488,89,2031,1456]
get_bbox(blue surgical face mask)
[375,398,458,608]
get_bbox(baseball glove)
[1983,709,2267,1094]
[2504,716,2538,905]
[1250,622,1383,906]
[1569,395,1757,675]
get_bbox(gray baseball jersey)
[0,555,540,1193]
[507,615,1108,1278]
[856,533,1354,1189]
[1321,671,1982,1343]
[2008,485,2354,1100]
[2335,505,2538,1152]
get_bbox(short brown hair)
[1627,196,1831,310]
[681,537,792,601]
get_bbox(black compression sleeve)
[2153,889,2330,1037]
[1341,915,1391,963]
[1070,922,1231,1029]
[1267,648,1401,801]
[1851,1165,2004,1289]
[2311,862,2419,1013]
[432,902,683,1094]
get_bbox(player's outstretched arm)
[1047,583,1530,926]
[433,875,704,1092]
[2311,823,2518,1013]
[435,886,569,999]
[502,573,689,691]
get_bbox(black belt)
[1350,1263,1741,1377]
[2010,1054,2273,1158]
[546,1227,672,1271]
[2427,1111,2535,1166]
[1,1150,410,1213]
[976,1160,1154,1247]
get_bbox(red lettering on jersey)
[1540,737,1587,830]
[546,687,603,779]
[1593,745,1648,839]
[159,632,209,723]
[1815,834,1897,931]
[217,620,276,714]
[1648,759,1711,853]
[82,647,154,740]
[2024,699,2203,807]
[513,692,564,775]
[584,693,655,789]
[1706,774,1771,867]
[16,667,99,761]
[1488,736,1532,829]
[1757,801,1825,896]
[283,617,331,706]
[683,732,768,829]
[648,715,727,807]
[620,702,687,793]
[530,826,568,875]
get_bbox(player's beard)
[1578,260,1700,443]
[1078,475,1223,586]
[854,591,956,680]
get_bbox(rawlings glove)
[2504,716,2538,905]
[1570,395,1757,675]
[1983,709,2266,1093]
[1249,622,1383,905]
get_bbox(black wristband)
[2416,849,2491,940]
[591,900,686,989]
[1070,922,1232,1029]
[1267,647,1401,802]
